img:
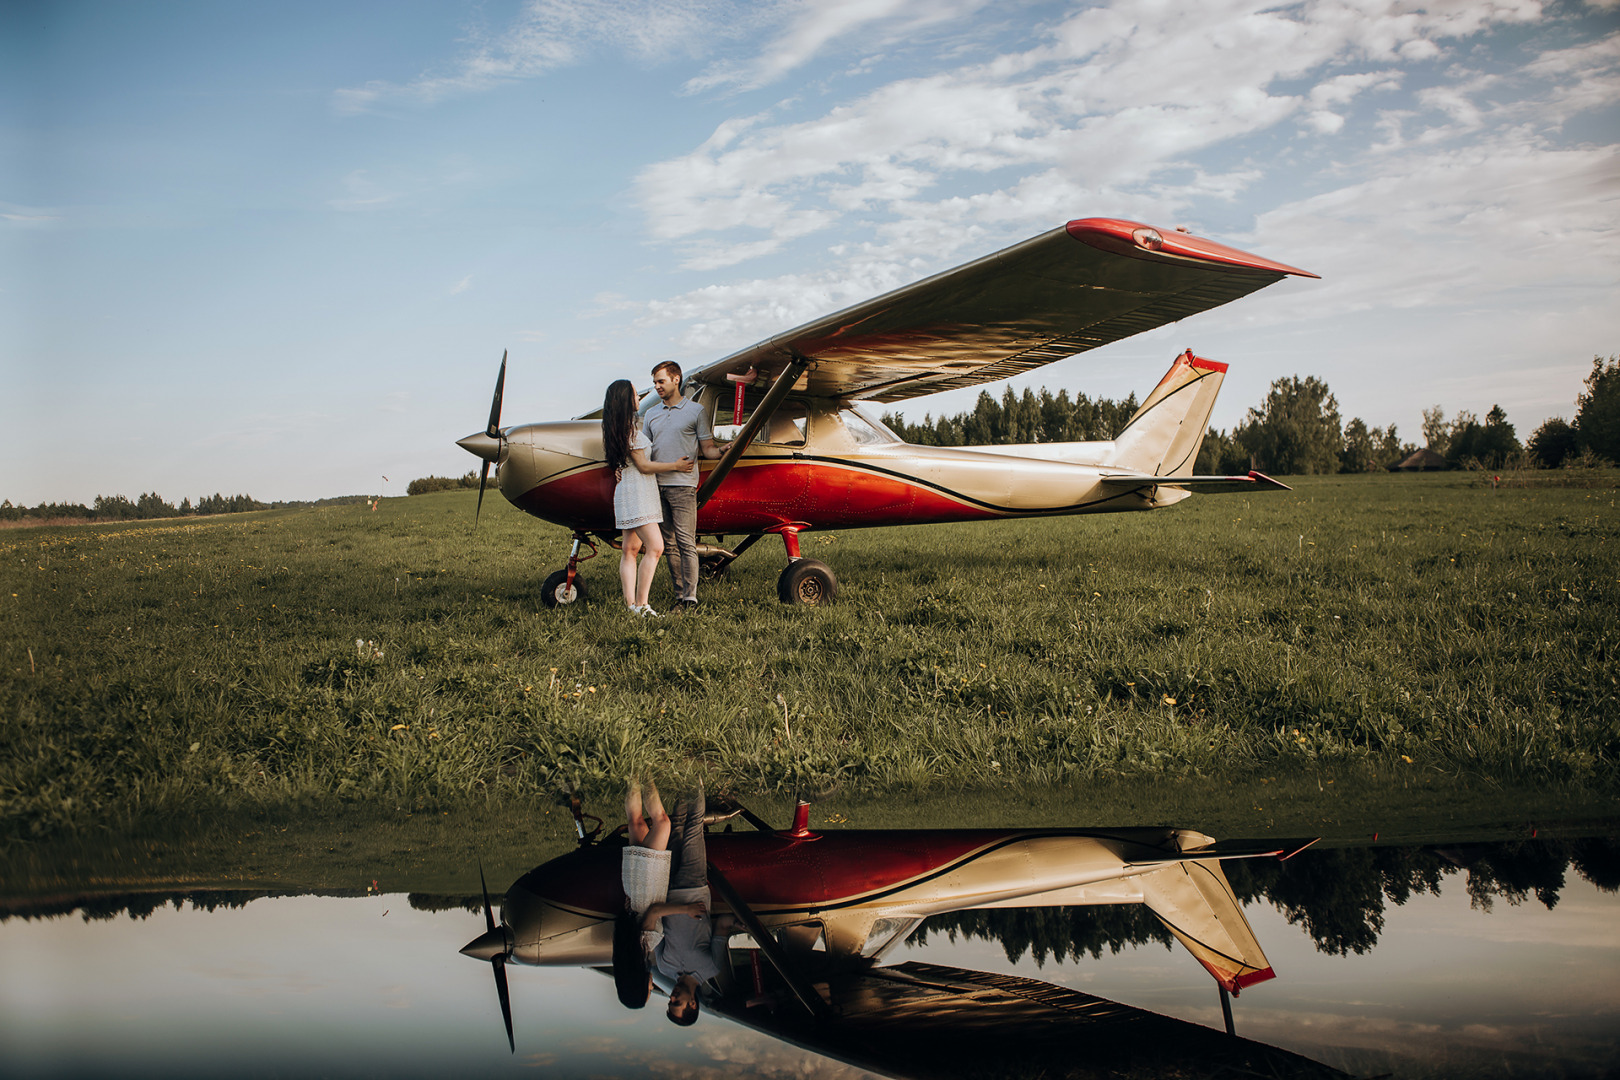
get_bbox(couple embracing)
[601,361,720,616]
[614,781,736,1024]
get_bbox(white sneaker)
[637,605,660,617]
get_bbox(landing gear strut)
[773,526,837,606]
[540,533,599,608]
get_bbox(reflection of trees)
[911,837,1619,965]
[913,902,1173,965]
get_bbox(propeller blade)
[494,956,514,1053]
[479,860,496,933]
[475,460,491,525]
[486,351,507,438]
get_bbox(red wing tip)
[1247,470,1291,490]
[1187,354,1229,374]
[1066,217,1318,278]
[1232,966,1277,991]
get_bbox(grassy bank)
[2,472,1616,852]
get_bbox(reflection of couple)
[602,361,720,616]
[614,781,736,1024]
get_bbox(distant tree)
[1574,353,1620,462]
[1340,418,1378,473]
[407,472,480,495]
[881,386,1136,448]
[1421,405,1450,455]
[1528,417,1578,468]
[1233,375,1343,475]
[136,491,177,519]
[1195,427,1244,474]
[94,494,138,520]
[1448,405,1521,468]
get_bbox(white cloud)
[631,0,1567,271]
[333,0,775,114]
[449,275,473,295]
[327,170,398,212]
[684,0,992,94]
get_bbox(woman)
[614,779,675,1009]
[602,379,691,615]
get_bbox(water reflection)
[3,820,1616,1079]
[459,803,1327,1077]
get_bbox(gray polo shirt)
[641,396,712,488]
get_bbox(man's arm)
[698,437,721,459]
[641,901,706,931]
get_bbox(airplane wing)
[687,217,1317,404]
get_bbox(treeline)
[406,471,481,495]
[0,491,372,524]
[882,352,1620,475]
[882,388,1141,446]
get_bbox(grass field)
[2,470,1617,874]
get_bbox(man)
[642,361,721,610]
[639,786,736,1025]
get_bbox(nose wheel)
[540,533,598,608]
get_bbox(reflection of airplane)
[461,801,1337,1077]
[456,218,1316,605]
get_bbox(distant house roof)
[1394,448,1449,471]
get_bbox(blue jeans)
[668,787,708,891]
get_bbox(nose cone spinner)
[461,924,514,961]
[457,431,503,463]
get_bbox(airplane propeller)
[460,861,515,1053]
[456,351,507,524]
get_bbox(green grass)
[2,471,1617,863]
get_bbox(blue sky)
[3,0,1617,504]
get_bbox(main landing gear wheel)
[699,554,731,581]
[778,559,837,606]
[540,569,587,608]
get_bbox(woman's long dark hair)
[602,379,638,473]
[613,906,650,1009]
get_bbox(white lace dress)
[613,428,663,530]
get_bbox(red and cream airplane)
[456,217,1317,605]
[459,800,1328,1075]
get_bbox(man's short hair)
[667,997,699,1026]
[652,360,683,382]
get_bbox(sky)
[3,0,1617,506]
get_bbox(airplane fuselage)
[496,393,1184,540]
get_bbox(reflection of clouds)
[183,961,326,997]
[1421,899,1620,949]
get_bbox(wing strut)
[707,861,831,1021]
[696,356,810,509]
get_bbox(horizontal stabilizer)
[1100,470,1291,493]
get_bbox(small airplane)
[458,798,1334,1077]
[457,217,1317,605]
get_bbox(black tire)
[777,559,837,606]
[540,569,587,608]
[699,555,731,581]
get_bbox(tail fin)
[1110,350,1227,476]
[1137,858,1274,992]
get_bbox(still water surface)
[3,835,1616,1079]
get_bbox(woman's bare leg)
[626,782,648,846]
[644,779,671,851]
[619,530,643,609]
[632,523,665,609]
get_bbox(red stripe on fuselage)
[517,830,1026,914]
[516,459,1002,534]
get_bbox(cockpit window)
[840,405,900,446]
[711,397,808,447]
